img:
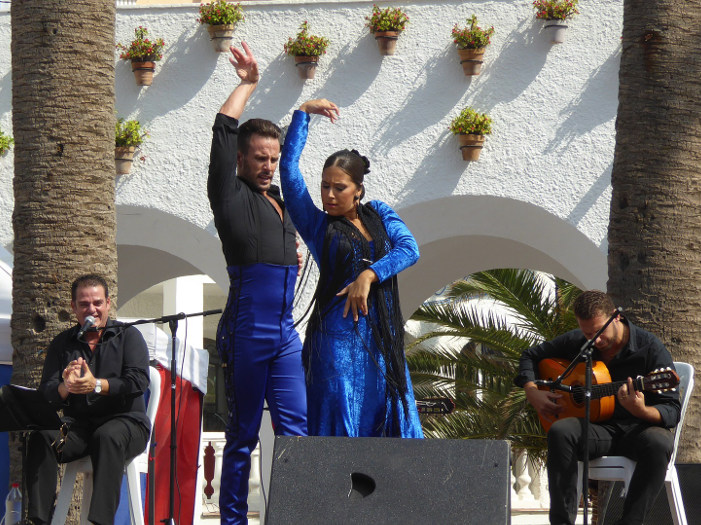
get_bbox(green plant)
[407,269,581,461]
[0,128,13,156]
[115,118,148,148]
[365,4,409,33]
[198,0,244,26]
[449,107,493,136]
[116,27,166,62]
[284,21,329,57]
[533,0,579,20]
[452,15,495,49]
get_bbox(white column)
[162,275,204,349]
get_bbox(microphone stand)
[534,307,622,525]
[121,308,222,525]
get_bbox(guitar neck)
[590,377,640,400]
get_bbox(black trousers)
[547,417,673,525]
[26,416,149,525]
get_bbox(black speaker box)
[266,436,511,525]
[599,464,701,524]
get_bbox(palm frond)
[408,268,582,459]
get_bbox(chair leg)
[51,464,80,525]
[80,471,93,525]
[126,461,145,525]
[665,468,688,525]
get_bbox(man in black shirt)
[208,42,307,525]
[26,274,150,525]
[515,290,680,525]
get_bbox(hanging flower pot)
[198,1,245,53]
[374,31,400,56]
[457,134,485,161]
[449,107,492,162]
[206,24,236,53]
[451,15,494,76]
[366,5,409,56]
[457,48,486,76]
[284,22,329,81]
[542,18,568,44]
[115,117,148,175]
[117,27,165,87]
[131,60,156,86]
[115,146,136,175]
[294,55,319,80]
[533,0,579,44]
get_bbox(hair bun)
[351,149,371,175]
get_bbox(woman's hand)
[229,41,259,83]
[337,269,378,322]
[299,99,340,123]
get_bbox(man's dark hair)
[71,274,109,301]
[237,118,281,154]
[573,290,615,320]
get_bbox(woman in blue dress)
[280,99,423,438]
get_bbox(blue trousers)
[217,263,307,524]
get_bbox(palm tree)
[407,268,581,463]
[607,1,701,465]
[10,0,118,515]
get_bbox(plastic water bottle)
[4,483,21,525]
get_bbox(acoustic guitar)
[536,358,679,432]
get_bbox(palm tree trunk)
[10,0,118,515]
[607,0,701,463]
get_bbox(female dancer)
[280,99,423,438]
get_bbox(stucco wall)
[0,1,622,308]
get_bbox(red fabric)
[145,365,203,525]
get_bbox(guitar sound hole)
[571,387,585,405]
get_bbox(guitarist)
[515,290,680,525]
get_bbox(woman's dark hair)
[323,149,370,200]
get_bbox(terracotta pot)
[457,134,486,161]
[115,146,136,175]
[457,47,486,76]
[542,18,568,44]
[206,24,236,53]
[131,60,156,86]
[294,55,319,80]
[374,31,400,56]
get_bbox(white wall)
[0,0,621,309]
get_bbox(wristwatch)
[94,379,103,394]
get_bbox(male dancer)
[208,42,307,524]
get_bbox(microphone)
[77,316,96,339]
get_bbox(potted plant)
[198,1,244,53]
[116,26,166,86]
[0,128,13,157]
[365,4,409,56]
[115,117,148,175]
[284,21,329,80]
[451,15,495,76]
[449,107,493,161]
[533,0,579,44]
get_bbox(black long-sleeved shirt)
[515,318,680,428]
[208,113,298,267]
[40,320,150,430]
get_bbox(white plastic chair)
[577,361,694,525]
[51,366,162,525]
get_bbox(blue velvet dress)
[280,110,423,438]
